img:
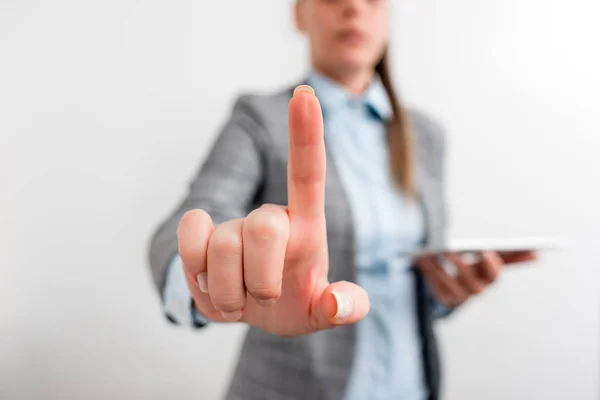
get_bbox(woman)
[149,1,534,399]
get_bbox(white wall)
[1,1,598,399]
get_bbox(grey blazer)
[148,84,448,400]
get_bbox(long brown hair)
[375,49,415,198]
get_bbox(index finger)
[287,85,326,220]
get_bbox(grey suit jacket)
[148,85,448,400]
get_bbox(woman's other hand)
[416,251,537,308]
[176,85,370,337]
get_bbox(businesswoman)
[149,1,535,399]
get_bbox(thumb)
[314,281,370,330]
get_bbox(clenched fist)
[176,85,370,337]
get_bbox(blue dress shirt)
[307,71,427,400]
[163,71,430,399]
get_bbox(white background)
[1,1,599,399]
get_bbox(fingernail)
[221,310,242,322]
[257,298,276,307]
[196,273,208,293]
[294,84,314,96]
[441,258,459,277]
[331,291,353,322]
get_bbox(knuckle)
[178,209,211,236]
[209,230,242,255]
[177,209,212,247]
[178,210,212,262]
[244,209,288,243]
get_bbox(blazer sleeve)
[147,95,267,301]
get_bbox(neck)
[312,62,374,95]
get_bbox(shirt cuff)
[424,278,455,319]
[162,254,208,327]
[432,300,454,319]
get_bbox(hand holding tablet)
[412,236,565,307]
[407,236,566,258]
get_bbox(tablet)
[407,236,566,257]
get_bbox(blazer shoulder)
[230,87,292,132]
[407,108,447,156]
[408,108,446,142]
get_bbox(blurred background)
[1,0,599,399]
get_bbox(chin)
[333,52,375,75]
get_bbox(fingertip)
[320,281,370,327]
[288,88,323,143]
[293,84,315,96]
[177,209,213,238]
[221,310,243,322]
[256,298,277,307]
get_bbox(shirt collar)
[306,70,393,121]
